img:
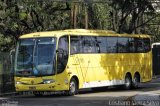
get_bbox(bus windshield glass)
[15,37,56,77]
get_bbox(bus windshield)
[15,37,56,77]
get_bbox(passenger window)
[117,37,128,53]
[143,38,151,52]
[135,38,144,52]
[128,38,135,53]
[106,37,118,53]
[96,37,107,53]
[76,36,97,53]
[70,36,80,54]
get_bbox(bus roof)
[19,29,150,39]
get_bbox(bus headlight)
[43,79,55,84]
[16,81,22,84]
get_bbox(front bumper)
[15,83,56,92]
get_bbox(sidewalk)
[127,92,160,106]
[123,76,160,106]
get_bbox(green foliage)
[0,34,13,52]
[0,1,72,51]
[0,0,160,52]
[92,3,110,29]
[108,0,156,34]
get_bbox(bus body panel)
[68,52,152,89]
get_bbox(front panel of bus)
[14,36,70,92]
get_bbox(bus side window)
[128,38,135,53]
[96,37,107,53]
[81,36,97,53]
[106,37,118,53]
[143,38,151,52]
[57,36,69,73]
[135,38,144,53]
[70,36,79,54]
[117,37,128,53]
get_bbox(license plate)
[29,86,36,90]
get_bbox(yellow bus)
[14,29,152,96]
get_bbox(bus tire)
[132,74,140,89]
[124,74,132,90]
[66,78,78,96]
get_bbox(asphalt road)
[1,78,160,106]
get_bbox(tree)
[0,0,160,52]
[109,0,156,34]
[0,0,72,51]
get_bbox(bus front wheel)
[66,78,78,96]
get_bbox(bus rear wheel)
[66,78,78,96]
[132,74,140,89]
[124,75,132,90]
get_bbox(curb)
[152,75,160,79]
[0,92,18,97]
